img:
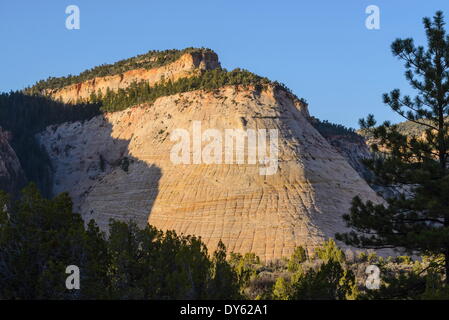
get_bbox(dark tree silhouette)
[337,11,449,283]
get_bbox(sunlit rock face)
[44,51,220,103]
[38,83,380,261]
[32,50,384,261]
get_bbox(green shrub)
[315,239,346,264]
[287,246,308,272]
[229,252,261,292]
[290,259,357,300]
[272,277,293,300]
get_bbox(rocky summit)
[13,48,381,261]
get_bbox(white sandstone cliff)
[38,85,381,261]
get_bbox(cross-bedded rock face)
[38,84,381,261]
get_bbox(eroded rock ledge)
[45,51,220,103]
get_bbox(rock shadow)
[37,108,162,232]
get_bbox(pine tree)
[336,11,449,283]
[208,241,241,299]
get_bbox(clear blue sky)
[1,0,448,128]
